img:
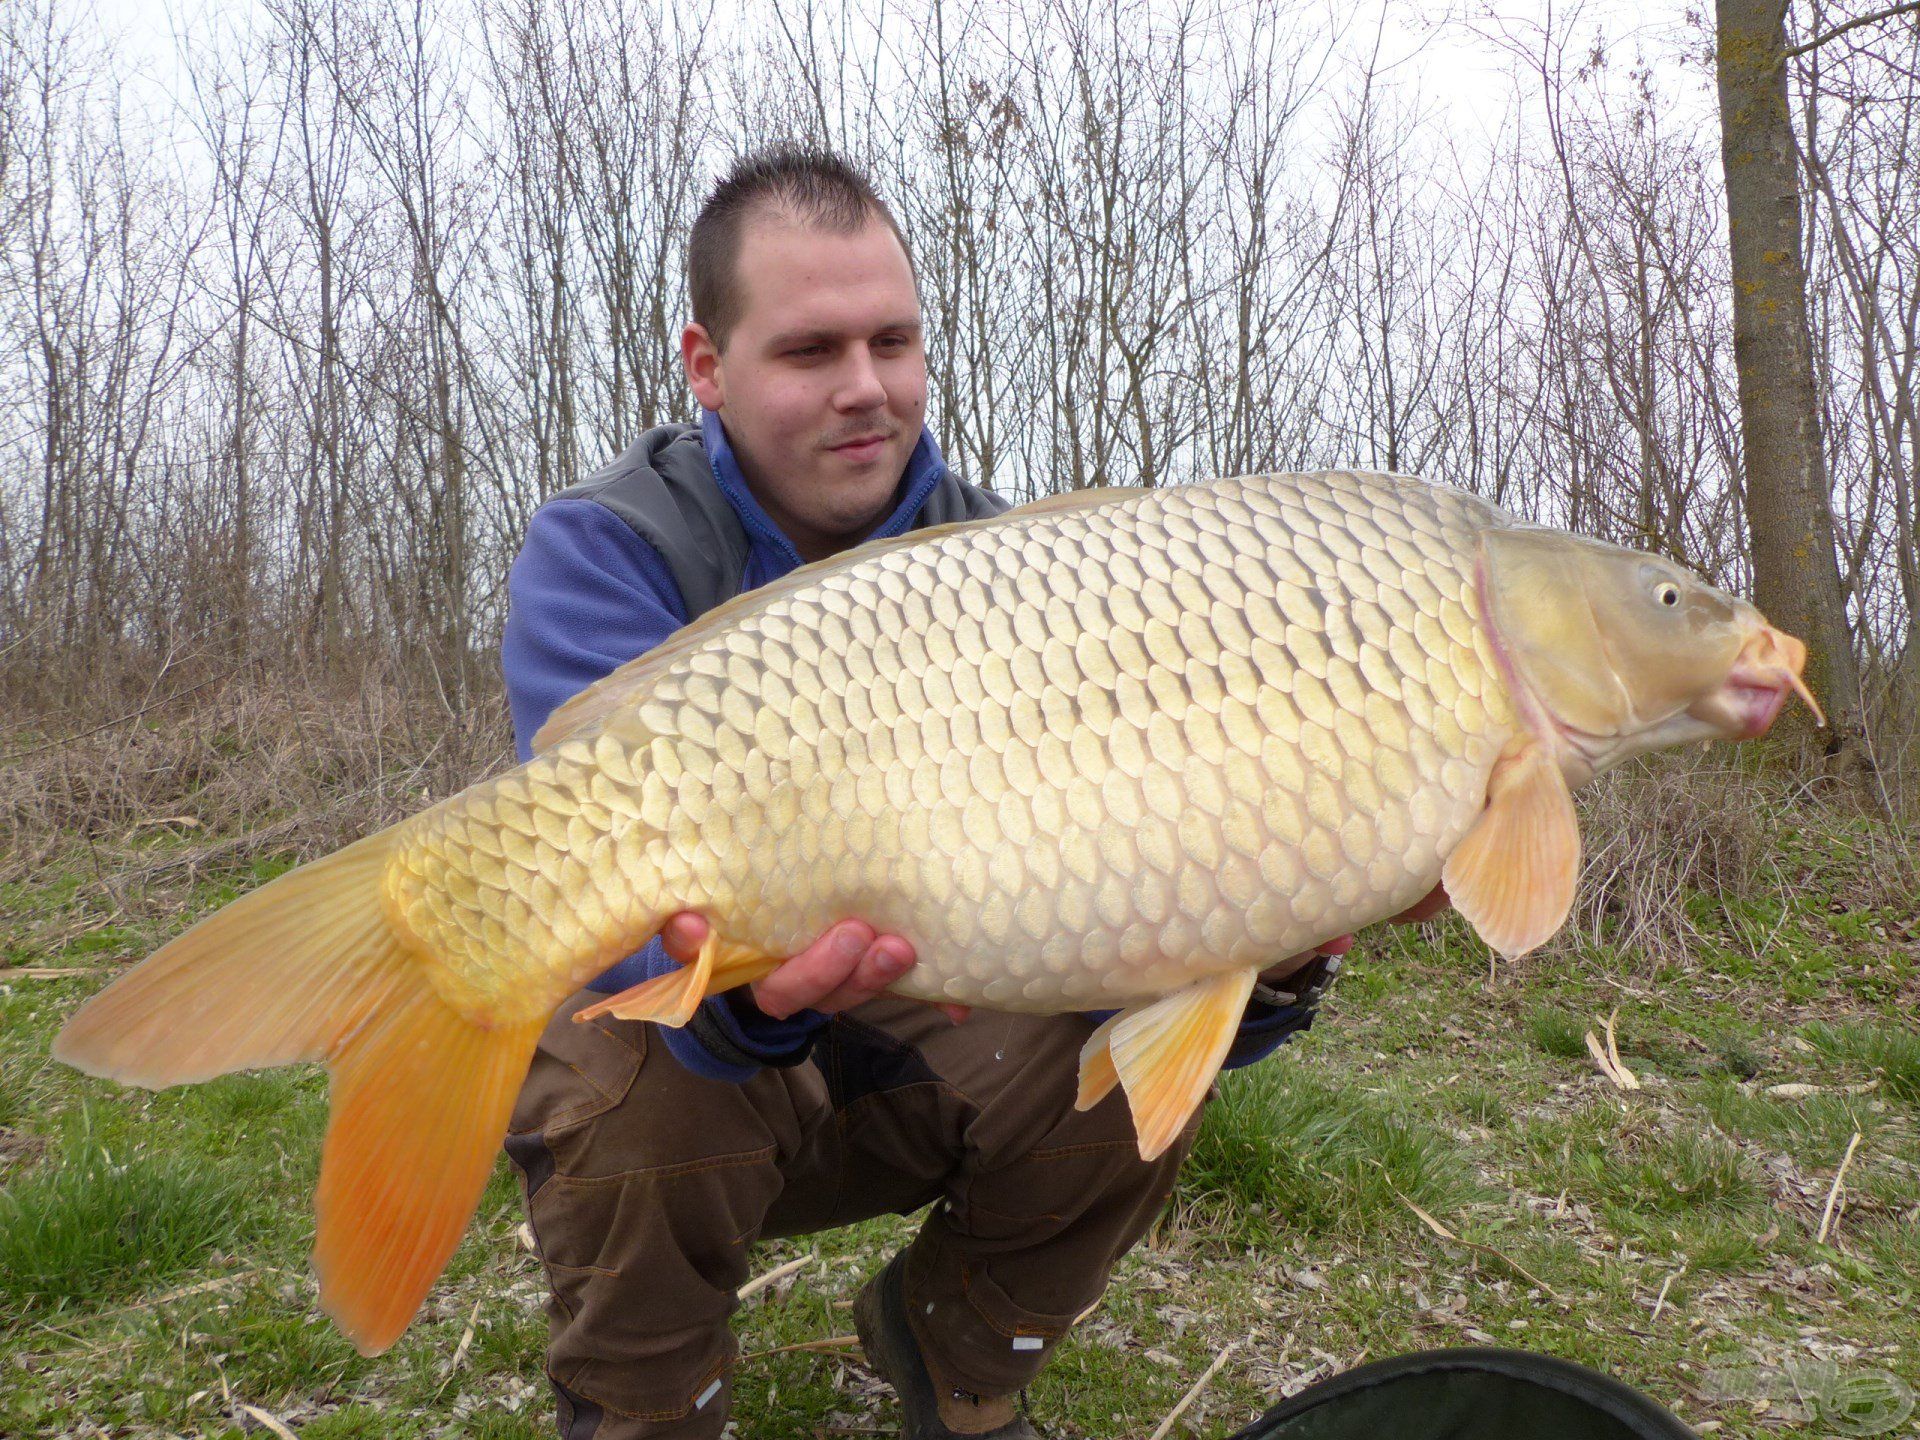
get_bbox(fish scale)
[386,470,1516,1024]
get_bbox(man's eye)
[788,346,826,359]
[875,335,907,350]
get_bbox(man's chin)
[800,477,905,544]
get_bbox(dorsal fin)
[530,484,1151,752]
[1008,484,1153,515]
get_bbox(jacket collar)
[700,408,949,572]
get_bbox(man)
[502,146,1441,1440]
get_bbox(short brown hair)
[688,144,916,351]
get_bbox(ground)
[2,751,1917,1438]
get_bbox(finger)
[892,990,970,1024]
[812,937,915,1013]
[1391,883,1450,924]
[1319,933,1356,956]
[659,911,710,964]
[751,921,873,1020]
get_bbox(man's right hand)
[660,912,970,1025]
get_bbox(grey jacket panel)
[555,421,1011,623]
[554,423,750,622]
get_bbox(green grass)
[1181,1058,1486,1242]
[1803,1018,1920,1103]
[0,1129,253,1314]
[1525,1006,1590,1059]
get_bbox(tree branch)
[1785,0,1920,59]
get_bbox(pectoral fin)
[1442,739,1581,959]
[574,931,781,1027]
[1078,968,1258,1161]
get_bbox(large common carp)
[55,470,1816,1353]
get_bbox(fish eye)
[1655,582,1681,608]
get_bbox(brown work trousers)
[504,992,1198,1438]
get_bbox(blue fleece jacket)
[501,410,1325,1081]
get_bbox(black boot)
[852,1252,1043,1439]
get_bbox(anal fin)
[1442,738,1581,959]
[1076,1011,1123,1111]
[1078,969,1258,1161]
[574,930,781,1027]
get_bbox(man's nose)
[833,347,888,411]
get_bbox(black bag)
[1224,1348,1698,1439]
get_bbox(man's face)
[682,212,928,562]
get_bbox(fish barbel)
[54,469,1816,1352]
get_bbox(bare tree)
[1715,0,1869,773]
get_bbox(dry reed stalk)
[1817,1131,1864,1244]
[736,1254,813,1302]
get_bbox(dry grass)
[1568,748,1918,970]
[0,663,512,893]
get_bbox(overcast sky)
[82,0,1714,151]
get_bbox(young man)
[501,147,1437,1440]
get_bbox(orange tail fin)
[53,830,542,1354]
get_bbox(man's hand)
[660,912,970,1025]
[1257,882,1450,987]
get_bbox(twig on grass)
[1816,1131,1863,1244]
[740,1333,862,1361]
[0,673,234,762]
[1147,1339,1237,1440]
[236,1404,299,1439]
[1585,1008,1641,1091]
[1650,1265,1685,1323]
[1387,1178,1562,1301]
[736,1253,813,1303]
[1765,1081,1878,1098]
[120,1271,255,1314]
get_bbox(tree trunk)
[1713,0,1871,777]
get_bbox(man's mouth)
[1689,625,1824,739]
[829,432,891,462]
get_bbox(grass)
[1181,1063,1487,1242]
[1,732,1917,1437]
[0,1131,253,1315]
[1524,1006,1590,1059]
[1803,1019,1920,1103]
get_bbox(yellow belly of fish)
[389,470,1519,1024]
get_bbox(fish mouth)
[1687,625,1824,739]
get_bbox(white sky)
[85,0,1713,146]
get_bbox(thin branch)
[1785,0,1920,59]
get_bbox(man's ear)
[681,323,724,410]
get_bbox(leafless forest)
[2,0,1916,812]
